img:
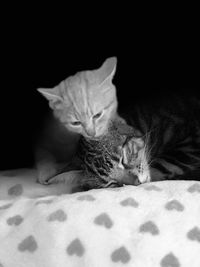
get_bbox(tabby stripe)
[177,137,192,145]
[188,150,200,159]
[151,161,171,174]
[97,168,109,176]
[157,159,184,175]
[110,154,120,162]
[86,163,107,176]
[150,167,167,181]
[181,152,200,164]
[161,155,193,171]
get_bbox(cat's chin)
[83,126,109,140]
[84,133,105,140]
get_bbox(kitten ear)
[37,87,62,101]
[97,57,117,85]
[37,87,63,109]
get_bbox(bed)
[0,168,199,267]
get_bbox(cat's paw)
[37,163,57,185]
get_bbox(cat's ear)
[97,57,117,86]
[37,87,63,109]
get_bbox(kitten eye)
[71,121,81,126]
[93,111,103,120]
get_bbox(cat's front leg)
[36,148,67,184]
[37,162,69,185]
[37,162,57,184]
[45,170,84,185]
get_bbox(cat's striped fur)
[49,116,151,190]
[75,117,150,189]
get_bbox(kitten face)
[38,57,118,138]
[105,136,151,187]
[121,137,151,184]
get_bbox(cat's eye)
[93,111,103,120]
[71,121,81,126]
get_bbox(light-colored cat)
[36,57,120,183]
[36,57,150,187]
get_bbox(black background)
[0,11,199,170]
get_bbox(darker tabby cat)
[47,116,150,189]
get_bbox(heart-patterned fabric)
[0,169,200,267]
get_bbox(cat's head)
[37,57,118,138]
[121,137,151,184]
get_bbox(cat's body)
[122,93,200,181]
[36,57,200,189]
[36,57,120,184]
[47,115,150,189]
[78,117,151,189]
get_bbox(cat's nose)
[85,127,96,137]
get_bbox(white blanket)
[0,169,200,267]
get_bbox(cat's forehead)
[64,71,106,105]
[67,71,97,93]
[62,69,116,119]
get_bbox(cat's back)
[120,91,200,132]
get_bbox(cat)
[45,116,151,189]
[36,57,123,184]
